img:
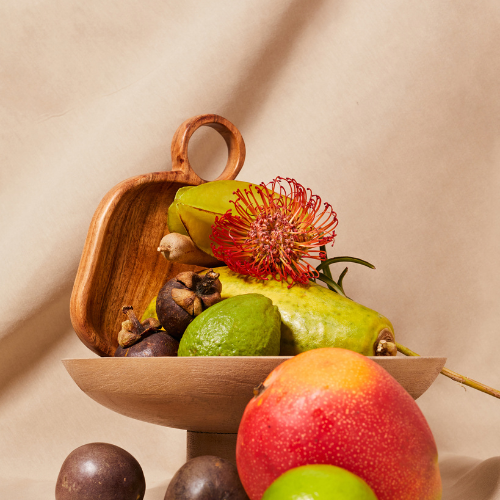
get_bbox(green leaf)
[316,256,375,273]
[319,245,333,280]
[316,273,347,298]
[337,267,348,290]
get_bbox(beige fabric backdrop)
[1,1,500,498]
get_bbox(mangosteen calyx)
[117,306,160,348]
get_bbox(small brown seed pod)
[114,306,178,357]
[117,306,160,348]
[156,269,222,341]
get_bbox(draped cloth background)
[1,1,500,498]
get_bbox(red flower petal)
[210,177,338,286]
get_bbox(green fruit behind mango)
[143,267,394,356]
[167,180,256,256]
[178,293,281,356]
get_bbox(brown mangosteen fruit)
[55,442,146,500]
[156,270,222,341]
[164,455,249,500]
[115,330,179,357]
[113,306,178,357]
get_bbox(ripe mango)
[236,348,442,500]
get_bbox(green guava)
[178,293,281,356]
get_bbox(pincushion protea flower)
[210,177,338,285]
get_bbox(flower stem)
[319,245,333,280]
[396,342,500,400]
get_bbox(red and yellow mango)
[236,348,442,500]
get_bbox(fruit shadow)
[440,455,500,500]
[0,284,74,399]
[145,482,170,500]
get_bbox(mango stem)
[396,342,500,400]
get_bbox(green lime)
[178,293,281,356]
[262,464,378,500]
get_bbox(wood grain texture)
[70,114,245,356]
[171,114,245,183]
[62,356,447,434]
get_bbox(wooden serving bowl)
[67,114,446,463]
[63,355,446,462]
[63,356,446,432]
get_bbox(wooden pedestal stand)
[187,432,238,464]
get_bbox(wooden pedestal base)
[186,431,238,464]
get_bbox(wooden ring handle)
[171,114,246,183]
